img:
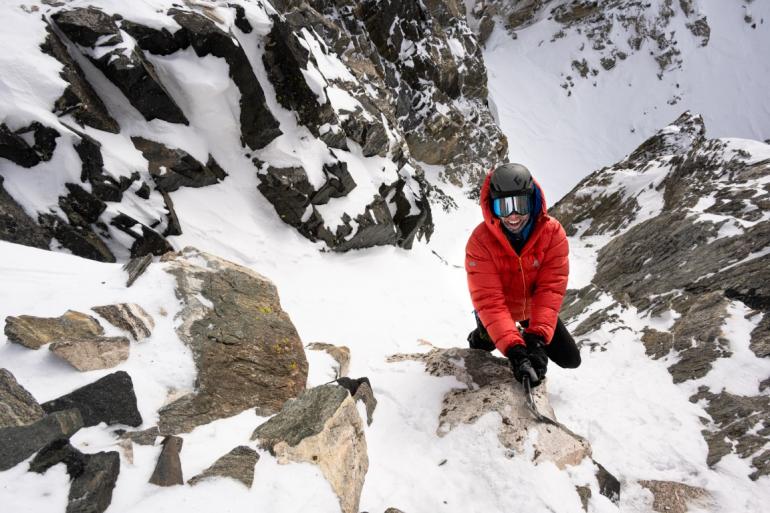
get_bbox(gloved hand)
[523,332,548,381]
[506,345,541,387]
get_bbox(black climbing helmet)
[489,163,535,199]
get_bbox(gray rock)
[123,254,153,287]
[109,213,173,258]
[42,371,142,428]
[0,121,59,168]
[388,348,592,469]
[49,336,131,371]
[252,384,368,513]
[4,310,103,350]
[594,460,620,505]
[131,137,227,193]
[67,451,120,513]
[576,485,591,511]
[149,436,184,486]
[307,343,350,378]
[38,212,116,263]
[335,377,377,426]
[0,409,83,471]
[0,368,45,428]
[118,426,159,446]
[188,445,259,487]
[0,176,51,249]
[29,439,87,477]
[158,248,307,434]
[639,480,713,513]
[92,303,155,341]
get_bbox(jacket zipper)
[517,256,527,321]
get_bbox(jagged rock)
[169,9,281,149]
[149,436,184,486]
[49,336,131,372]
[388,348,591,469]
[576,485,591,511]
[39,212,116,263]
[0,409,83,471]
[40,25,120,133]
[158,248,307,434]
[160,190,182,236]
[52,8,188,125]
[334,196,399,252]
[0,176,51,249]
[690,386,770,480]
[117,426,159,446]
[257,164,316,226]
[109,213,173,258]
[307,342,351,378]
[123,254,153,287]
[252,384,368,513]
[188,445,259,487]
[639,480,713,513]
[0,368,45,428]
[42,371,142,428]
[131,137,227,193]
[92,303,155,341]
[335,377,377,426]
[594,460,620,504]
[29,439,87,477]
[73,133,132,203]
[0,122,60,168]
[4,310,104,350]
[67,451,120,513]
[60,183,107,225]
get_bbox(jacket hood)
[480,170,548,254]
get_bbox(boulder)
[0,368,45,428]
[67,451,120,513]
[4,310,104,350]
[388,348,591,469]
[0,176,51,249]
[109,213,174,258]
[38,212,116,263]
[49,336,131,371]
[639,480,713,513]
[252,384,368,513]
[92,303,155,341]
[0,409,83,471]
[307,342,350,378]
[336,377,377,426]
[0,121,59,168]
[188,445,260,487]
[131,137,227,193]
[42,371,142,428]
[149,436,184,486]
[158,248,307,434]
[29,439,87,477]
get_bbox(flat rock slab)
[149,436,184,486]
[252,384,368,513]
[4,310,103,349]
[0,368,44,428]
[639,480,713,513]
[67,451,120,513]
[388,348,591,469]
[50,336,130,371]
[92,303,154,341]
[42,371,142,428]
[188,445,259,487]
[158,247,307,434]
[0,409,83,471]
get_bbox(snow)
[2,1,770,512]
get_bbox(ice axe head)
[519,360,541,388]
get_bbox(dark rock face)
[131,137,226,192]
[0,368,45,428]
[67,451,120,513]
[41,371,142,428]
[0,122,60,168]
[188,445,259,487]
[29,439,87,477]
[40,25,120,133]
[149,436,184,486]
[168,9,281,149]
[0,176,51,249]
[39,212,116,263]
[52,8,188,125]
[0,409,83,471]
[158,248,308,434]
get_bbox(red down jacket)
[465,172,569,355]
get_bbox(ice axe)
[517,360,561,427]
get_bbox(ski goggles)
[492,194,531,217]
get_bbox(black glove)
[523,332,548,381]
[506,345,541,387]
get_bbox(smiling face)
[501,212,530,233]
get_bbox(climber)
[464,163,581,387]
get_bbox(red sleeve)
[465,230,523,355]
[526,222,569,343]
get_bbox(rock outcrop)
[639,480,713,513]
[0,409,83,471]
[188,446,260,488]
[158,248,307,434]
[91,303,154,341]
[0,368,45,428]
[252,384,368,513]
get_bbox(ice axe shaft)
[520,371,560,427]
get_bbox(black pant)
[470,314,581,369]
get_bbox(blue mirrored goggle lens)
[493,195,530,217]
